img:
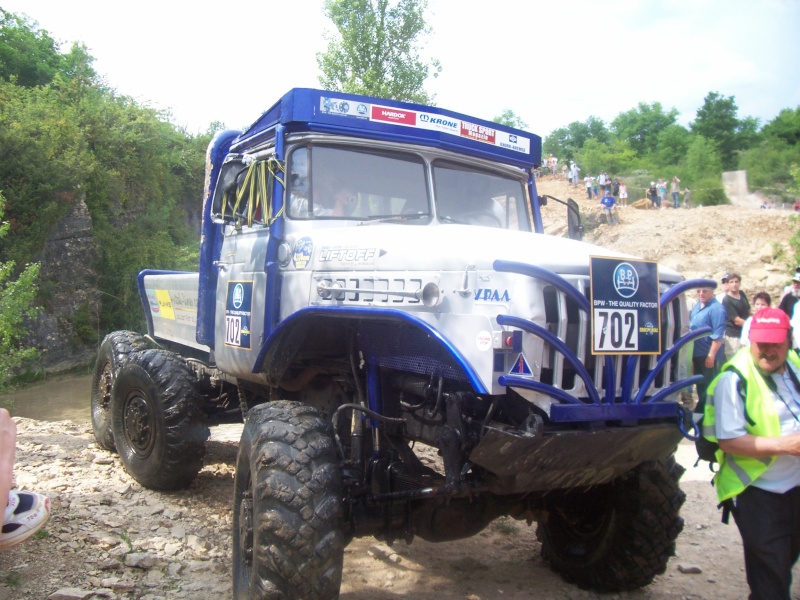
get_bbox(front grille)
[540,276,684,401]
[315,277,423,304]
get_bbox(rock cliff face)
[29,196,99,372]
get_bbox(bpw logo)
[474,289,510,302]
[232,283,245,309]
[613,262,639,298]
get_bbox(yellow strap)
[229,157,286,227]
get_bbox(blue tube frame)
[492,263,716,425]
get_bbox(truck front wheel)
[111,349,209,490]
[536,457,685,592]
[233,400,345,599]
[90,331,148,451]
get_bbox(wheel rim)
[549,492,614,560]
[98,363,113,412]
[122,389,156,457]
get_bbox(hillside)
[538,176,798,303]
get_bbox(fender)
[253,306,489,395]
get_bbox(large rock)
[28,195,99,372]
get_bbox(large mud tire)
[90,331,149,451]
[233,401,345,599]
[111,349,209,490]
[537,457,685,592]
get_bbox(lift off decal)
[292,237,313,270]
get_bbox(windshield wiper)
[358,213,431,225]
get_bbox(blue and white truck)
[91,88,703,598]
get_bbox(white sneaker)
[0,490,50,549]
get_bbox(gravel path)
[2,418,799,599]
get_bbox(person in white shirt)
[716,274,730,303]
[740,292,772,347]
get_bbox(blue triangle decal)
[509,353,532,376]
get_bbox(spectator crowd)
[541,158,694,225]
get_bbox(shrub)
[692,178,728,206]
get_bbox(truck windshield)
[287,145,430,220]
[433,160,529,230]
[287,144,530,230]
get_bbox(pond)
[0,374,91,423]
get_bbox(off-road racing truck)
[91,88,708,598]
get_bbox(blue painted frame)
[196,129,243,347]
[494,260,715,425]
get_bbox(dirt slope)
[538,176,797,302]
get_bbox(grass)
[0,570,21,587]
[493,519,518,536]
[119,529,133,552]
[772,241,786,263]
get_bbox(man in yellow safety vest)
[704,307,800,600]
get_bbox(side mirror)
[567,198,584,241]
[538,194,584,241]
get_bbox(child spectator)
[584,175,593,199]
[648,182,659,208]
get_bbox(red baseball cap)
[749,307,791,344]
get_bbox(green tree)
[790,163,800,196]
[691,91,754,171]
[739,138,800,190]
[739,108,800,192]
[653,124,692,169]
[761,107,800,146]
[683,135,722,181]
[682,135,726,206]
[317,0,441,103]
[0,10,82,86]
[543,116,609,162]
[574,139,638,176]
[610,102,679,156]
[493,109,527,129]
[0,192,39,387]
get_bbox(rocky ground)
[538,176,798,303]
[1,183,799,599]
[2,418,800,600]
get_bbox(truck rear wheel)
[111,349,209,490]
[233,400,345,599]
[90,331,148,451]
[537,457,685,592]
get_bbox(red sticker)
[371,105,417,125]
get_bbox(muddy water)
[0,374,91,423]
[0,373,245,442]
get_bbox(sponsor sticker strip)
[320,97,531,155]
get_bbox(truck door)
[211,158,274,382]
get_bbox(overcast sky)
[4,0,799,138]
